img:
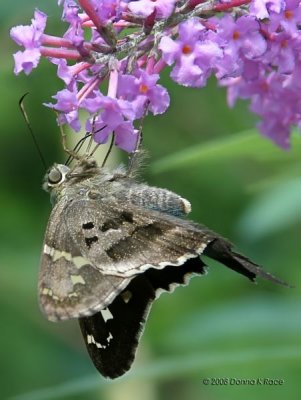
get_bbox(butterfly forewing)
[39,199,132,321]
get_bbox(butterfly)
[39,153,286,379]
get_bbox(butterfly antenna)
[52,110,81,162]
[65,133,92,166]
[19,93,47,169]
[86,116,97,155]
[57,114,73,156]
[101,132,115,167]
[84,122,110,165]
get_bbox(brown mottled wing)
[65,198,286,285]
[39,199,132,322]
[64,198,213,277]
[40,195,287,323]
[39,195,212,322]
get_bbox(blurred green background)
[1,2,300,400]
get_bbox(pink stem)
[78,0,103,30]
[78,75,101,102]
[214,0,251,12]
[41,34,74,48]
[71,62,92,77]
[40,47,82,60]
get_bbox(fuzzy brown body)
[39,157,286,378]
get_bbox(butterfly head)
[42,158,102,205]
[43,164,70,193]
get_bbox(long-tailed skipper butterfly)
[39,145,287,379]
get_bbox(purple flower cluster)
[10,0,301,151]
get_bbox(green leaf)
[162,297,301,350]
[237,177,301,240]
[151,130,301,174]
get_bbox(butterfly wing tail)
[203,238,289,287]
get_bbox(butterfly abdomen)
[123,183,191,217]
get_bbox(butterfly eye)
[48,168,63,184]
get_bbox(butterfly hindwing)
[79,274,156,378]
[79,256,207,378]
[203,238,288,285]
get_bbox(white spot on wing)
[73,256,92,268]
[87,334,103,348]
[107,332,113,343]
[101,307,113,322]
[87,334,93,344]
[87,331,113,349]
[54,250,72,262]
[44,245,92,268]
[70,274,85,285]
[41,287,59,300]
